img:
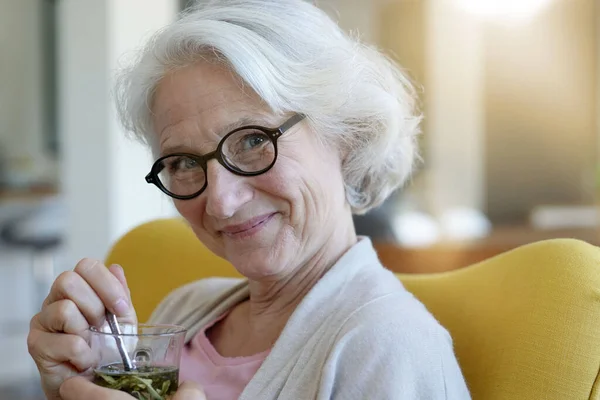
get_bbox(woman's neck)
[244,219,358,341]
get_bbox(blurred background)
[0,0,597,397]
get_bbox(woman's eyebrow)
[159,115,272,156]
[159,144,196,156]
[215,115,271,136]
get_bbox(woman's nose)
[204,159,253,219]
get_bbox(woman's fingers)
[37,363,81,400]
[108,264,132,302]
[42,269,107,328]
[73,259,135,322]
[27,329,96,373]
[36,299,90,335]
[30,258,137,400]
[174,381,208,400]
[42,259,136,327]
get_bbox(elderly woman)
[28,1,470,399]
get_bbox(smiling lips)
[220,213,277,236]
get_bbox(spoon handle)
[105,310,134,371]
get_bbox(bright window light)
[457,0,555,21]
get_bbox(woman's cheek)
[174,198,203,224]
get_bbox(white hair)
[115,0,422,214]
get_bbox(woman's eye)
[168,157,198,172]
[241,133,267,150]
[182,158,198,169]
[223,130,271,159]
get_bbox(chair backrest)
[106,218,600,400]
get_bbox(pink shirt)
[179,314,269,400]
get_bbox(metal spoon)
[105,310,134,371]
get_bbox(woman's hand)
[27,259,137,400]
[59,377,207,400]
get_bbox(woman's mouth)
[220,213,277,239]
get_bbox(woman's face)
[151,62,351,280]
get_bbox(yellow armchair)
[106,218,600,399]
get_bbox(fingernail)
[114,265,126,278]
[110,263,122,272]
[114,298,129,316]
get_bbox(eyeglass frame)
[145,113,306,200]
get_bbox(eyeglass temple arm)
[278,114,306,134]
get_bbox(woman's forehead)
[157,113,277,156]
[151,63,272,147]
[153,86,252,135]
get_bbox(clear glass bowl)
[89,323,187,400]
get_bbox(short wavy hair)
[115,0,422,214]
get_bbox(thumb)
[173,381,207,400]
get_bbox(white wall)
[424,0,485,215]
[0,0,53,185]
[58,0,179,267]
[597,0,600,199]
[108,0,182,244]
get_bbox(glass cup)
[89,323,187,400]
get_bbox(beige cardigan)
[149,238,470,399]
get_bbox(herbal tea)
[93,363,178,400]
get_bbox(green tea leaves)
[93,364,178,400]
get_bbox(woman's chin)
[227,253,268,275]
[225,246,286,280]
[219,215,290,279]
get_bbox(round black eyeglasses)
[145,113,305,200]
